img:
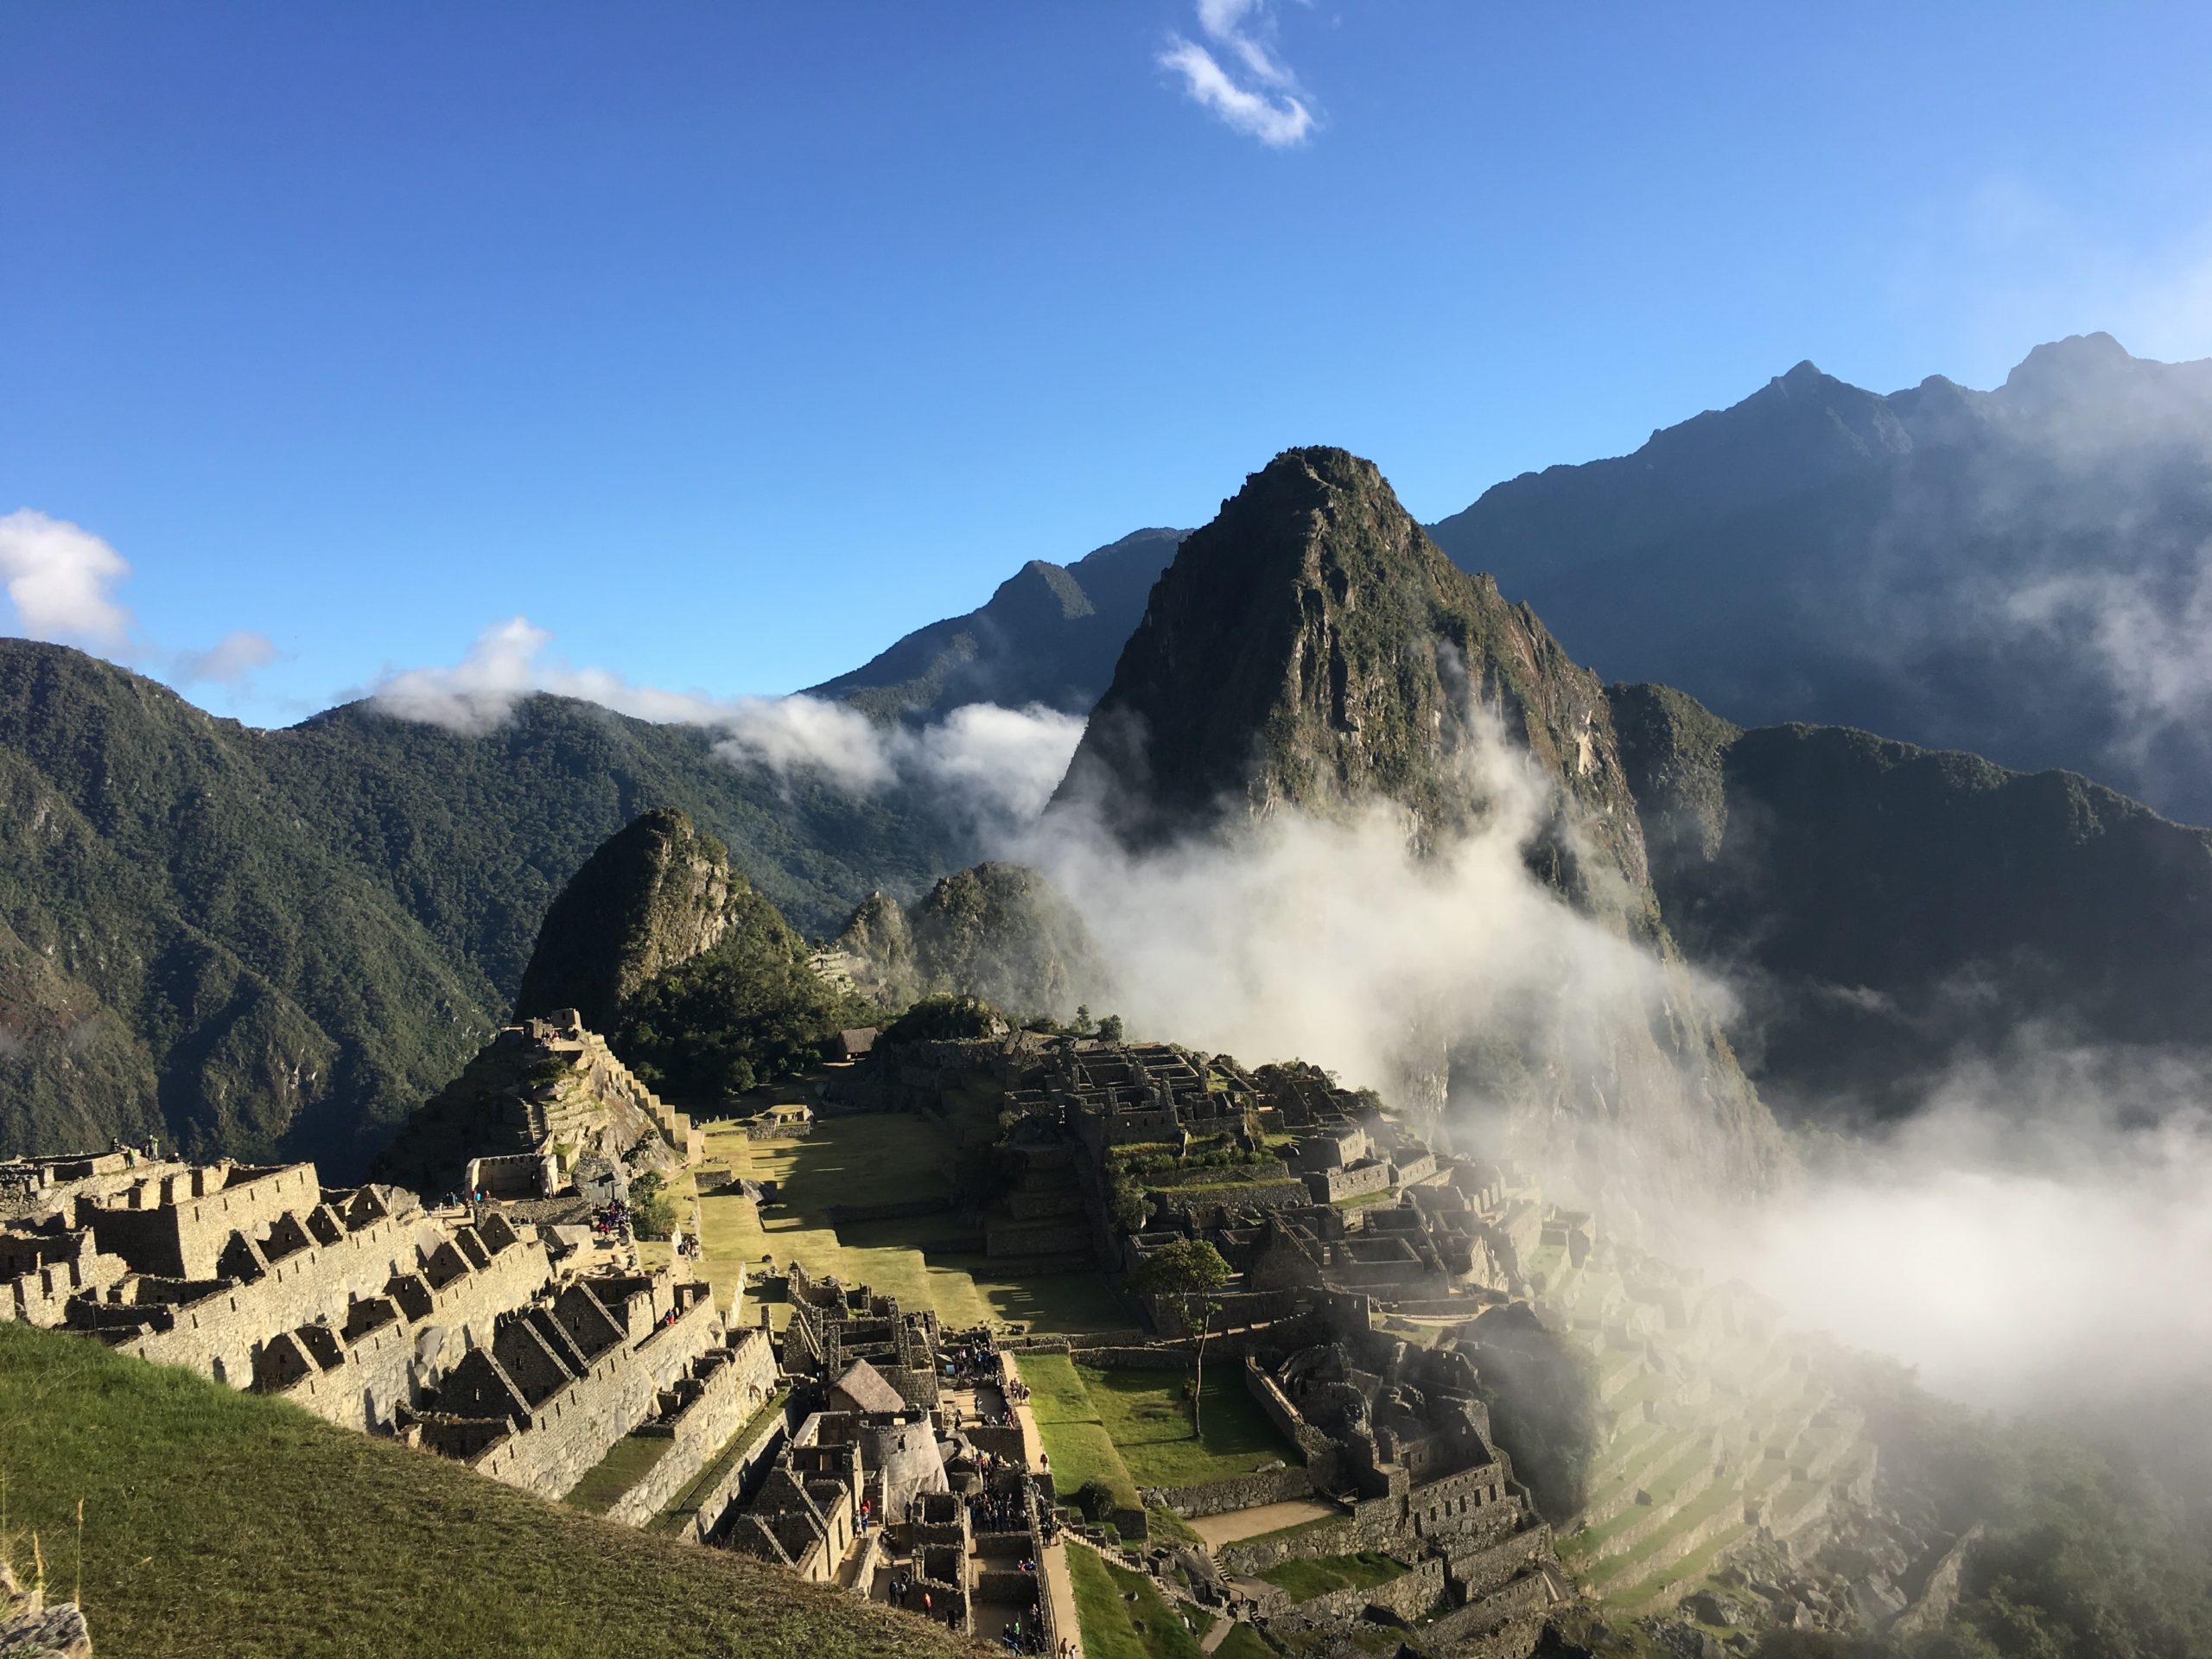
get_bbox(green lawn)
[1077,1364,1299,1489]
[562,1433,671,1514]
[1066,1543,1205,1659]
[0,1324,968,1659]
[1211,1624,1277,1659]
[1023,1354,1142,1511]
[1257,1553,1407,1601]
[691,1115,1131,1337]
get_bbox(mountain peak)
[1052,447,1644,887]
[2001,331,2134,399]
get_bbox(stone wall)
[467,1291,725,1499]
[1243,1356,1342,1471]
[1306,1161,1394,1205]
[602,1338,776,1527]
[1268,1559,1446,1632]
[1150,1464,1316,1519]
[670,1391,793,1546]
[84,1164,320,1280]
[137,1217,552,1424]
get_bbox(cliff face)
[512,809,743,1031]
[1609,682,2212,1121]
[1052,448,1787,1201]
[1055,448,1645,903]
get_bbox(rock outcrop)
[512,809,747,1032]
[1608,680,2212,1121]
[372,1009,694,1197]
[832,862,1107,1019]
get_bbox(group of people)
[589,1199,632,1241]
[886,1573,960,1628]
[969,1483,1025,1535]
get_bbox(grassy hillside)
[0,640,957,1173]
[0,1321,974,1659]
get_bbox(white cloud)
[172,629,283,686]
[1690,1041,2212,1465]
[371,614,1086,836]
[368,616,743,735]
[0,509,135,647]
[1159,0,1315,148]
[0,509,282,697]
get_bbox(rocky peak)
[512,808,742,1031]
[1053,445,1647,901]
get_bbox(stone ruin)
[0,1148,774,1518]
[372,1008,704,1201]
[1204,1329,1570,1649]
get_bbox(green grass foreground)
[0,1323,973,1659]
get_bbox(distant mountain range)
[828,334,2212,824]
[1430,333,2212,823]
[806,527,1187,718]
[8,337,2212,1173]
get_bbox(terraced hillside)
[1530,1238,1878,1616]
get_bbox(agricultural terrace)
[683,1102,1129,1335]
[1023,1355,1299,1510]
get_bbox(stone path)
[1185,1498,1338,1549]
[1000,1353,1081,1659]
[1199,1616,1236,1653]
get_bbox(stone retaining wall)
[604,1332,777,1526]
[667,1389,793,1545]
[1151,1465,1317,1519]
[1267,1559,1446,1632]
[469,1293,723,1499]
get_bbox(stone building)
[374,1009,704,1198]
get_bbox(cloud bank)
[1691,1041,2212,1471]
[1159,0,1316,148]
[370,615,1084,836]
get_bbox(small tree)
[1131,1240,1233,1435]
[1071,1005,1095,1036]
[1096,1013,1125,1043]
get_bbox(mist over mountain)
[1609,683,2212,1122]
[1040,447,1787,1205]
[1430,334,2212,823]
[807,527,1187,719]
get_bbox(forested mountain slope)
[1609,681,2212,1120]
[0,641,952,1173]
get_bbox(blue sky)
[3,1,2209,725]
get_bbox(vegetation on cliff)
[0,641,950,1172]
[1608,681,2212,1121]
[835,861,1106,1018]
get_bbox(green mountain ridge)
[1608,681,2212,1120]
[0,641,954,1173]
